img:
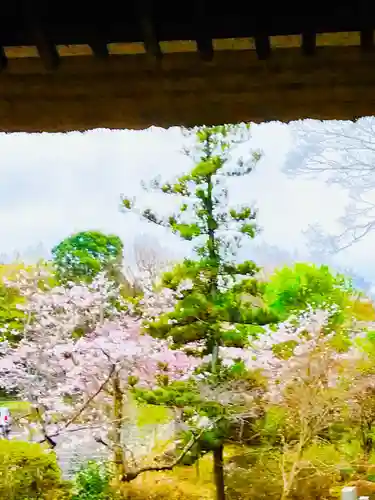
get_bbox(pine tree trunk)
[207,168,225,500]
[359,420,374,458]
[213,444,226,500]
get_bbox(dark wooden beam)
[194,0,214,61]
[89,41,109,59]
[88,21,109,59]
[196,38,214,61]
[359,0,373,52]
[301,32,316,56]
[22,3,59,70]
[0,47,8,71]
[254,35,271,60]
[140,16,162,59]
[360,29,374,52]
[136,1,162,59]
[33,29,60,70]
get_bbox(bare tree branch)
[286,117,375,251]
[60,364,116,431]
[123,235,174,291]
[34,406,57,448]
[121,427,206,482]
[38,364,116,446]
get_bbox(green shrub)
[0,439,68,500]
[72,461,113,500]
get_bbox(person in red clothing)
[0,407,12,438]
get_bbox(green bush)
[71,461,113,500]
[0,439,69,500]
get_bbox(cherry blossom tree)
[0,270,199,479]
[339,331,375,458]
[226,307,359,500]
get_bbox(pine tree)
[122,124,277,500]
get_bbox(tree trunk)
[361,424,373,458]
[206,166,225,500]
[364,436,373,458]
[213,444,226,500]
[280,440,305,500]
[113,374,125,478]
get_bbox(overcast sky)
[0,122,374,280]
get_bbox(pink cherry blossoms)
[0,264,370,489]
[217,305,362,403]
[0,271,198,445]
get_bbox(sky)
[0,121,374,280]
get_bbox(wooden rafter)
[301,32,316,56]
[194,0,214,61]
[87,18,109,59]
[33,28,59,70]
[140,17,162,59]
[0,47,7,71]
[89,40,109,59]
[2,8,375,65]
[137,1,162,59]
[196,38,214,61]
[360,29,374,52]
[254,35,271,60]
[22,3,59,70]
[34,31,59,70]
[359,1,373,52]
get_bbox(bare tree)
[123,234,175,291]
[285,117,375,251]
[276,345,345,500]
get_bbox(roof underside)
[2,3,375,64]
[1,2,375,131]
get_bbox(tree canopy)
[52,230,124,284]
[263,262,375,326]
[0,261,54,342]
